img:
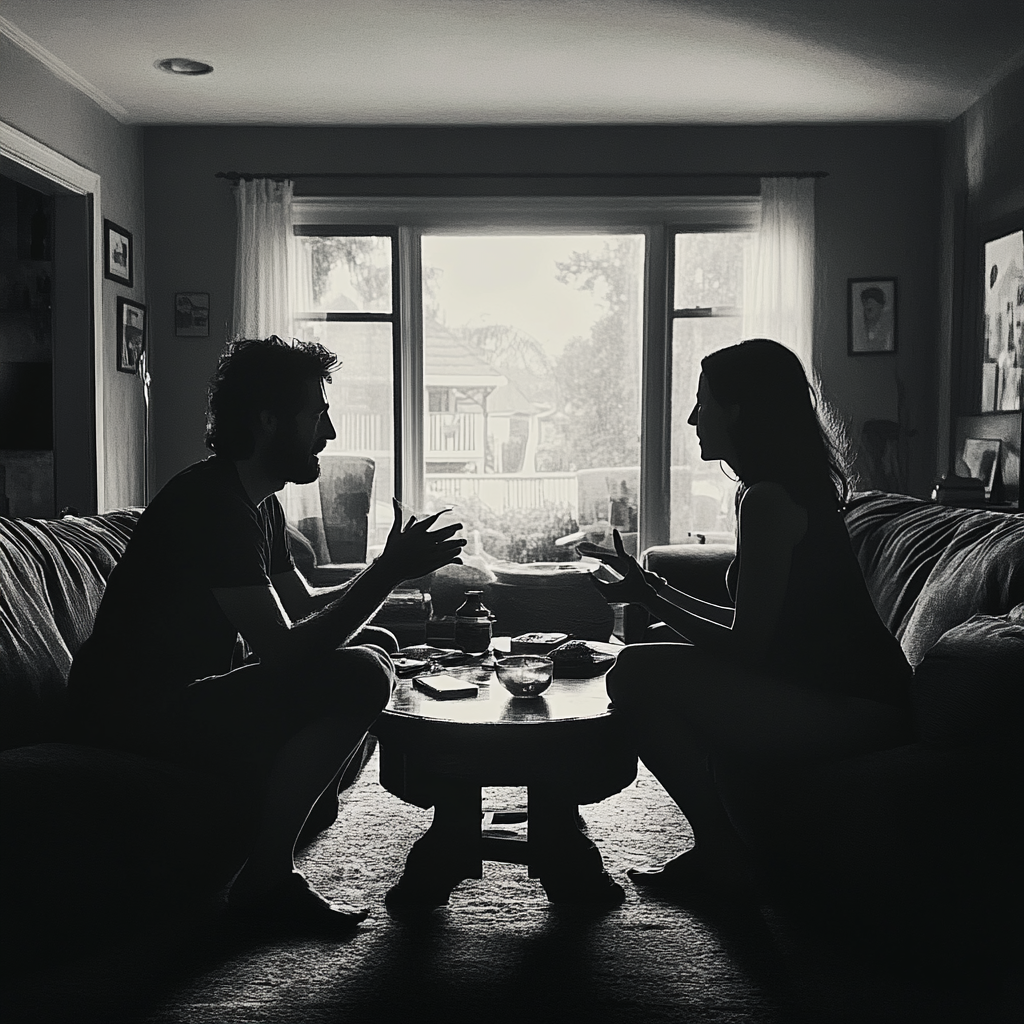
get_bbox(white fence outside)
[425,472,578,515]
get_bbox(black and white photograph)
[848,277,897,354]
[961,436,1002,498]
[3,4,1024,1024]
[981,228,1023,412]
[104,218,133,287]
[116,296,145,372]
[175,291,210,336]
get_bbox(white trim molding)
[0,16,130,124]
[0,119,107,512]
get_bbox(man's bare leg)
[228,647,393,927]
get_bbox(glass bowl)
[495,655,554,697]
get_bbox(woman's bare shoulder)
[738,482,807,543]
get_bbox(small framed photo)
[104,219,133,287]
[175,292,210,337]
[848,278,897,355]
[962,437,1002,499]
[116,297,146,374]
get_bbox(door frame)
[0,119,106,511]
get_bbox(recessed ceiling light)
[156,58,213,76]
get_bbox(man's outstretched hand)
[576,528,663,605]
[376,498,466,584]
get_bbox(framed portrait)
[104,219,133,287]
[848,278,897,355]
[116,297,146,374]
[979,222,1023,413]
[175,292,210,337]
[961,437,1002,500]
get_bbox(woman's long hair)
[701,339,852,510]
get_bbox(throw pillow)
[911,608,1024,748]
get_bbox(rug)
[5,749,1020,1024]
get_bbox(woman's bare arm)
[586,483,806,659]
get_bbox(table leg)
[385,778,482,914]
[528,786,625,906]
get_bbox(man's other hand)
[376,498,466,584]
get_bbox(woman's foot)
[627,848,757,897]
[228,870,368,934]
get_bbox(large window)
[669,231,754,543]
[290,198,758,563]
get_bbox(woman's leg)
[606,642,905,886]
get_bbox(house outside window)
[291,197,759,564]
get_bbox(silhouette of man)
[69,336,465,932]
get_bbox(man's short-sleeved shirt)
[69,456,294,713]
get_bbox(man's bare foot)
[228,871,368,934]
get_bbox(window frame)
[292,197,760,551]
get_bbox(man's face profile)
[265,378,335,485]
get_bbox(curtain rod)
[215,170,828,181]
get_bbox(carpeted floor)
[5,749,1021,1024]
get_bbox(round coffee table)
[372,642,637,913]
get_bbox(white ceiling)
[3,0,1023,126]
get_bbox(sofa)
[0,510,256,949]
[0,509,374,949]
[628,491,1024,955]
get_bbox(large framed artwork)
[116,297,146,373]
[848,278,897,355]
[104,219,133,288]
[980,220,1023,413]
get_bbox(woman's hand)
[376,499,466,583]
[577,529,663,605]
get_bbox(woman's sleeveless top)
[727,501,912,708]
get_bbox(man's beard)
[267,427,321,485]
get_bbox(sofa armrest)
[642,543,736,603]
[622,542,736,643]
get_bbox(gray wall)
[145,123,943,498]
[939,62,1024,498]
[0,35,147,511]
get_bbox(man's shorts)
[171,646,394,784]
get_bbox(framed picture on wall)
[848,278,897,355]
[979,221,1023,413]
[116,297,146,374]
[104,219,133,287]
[961,437,1002,500]
[175,292,210,336]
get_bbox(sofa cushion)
[898,512,1024,666]
[911,607,1024,748]
[0,511,140,748]
[845,493,1024,664]
[844,492,979,637]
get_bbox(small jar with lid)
[454,590,494,654]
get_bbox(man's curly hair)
[205,336,339,459]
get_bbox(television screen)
[0,361,54,450]
[982,228,1024,412]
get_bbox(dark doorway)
[0,162,95,517]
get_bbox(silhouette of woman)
[578,339,912,894]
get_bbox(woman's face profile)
[687,373,738,464]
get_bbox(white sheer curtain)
[741,177,816,373]
[232,178,295,339]
[231,177,329,560]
